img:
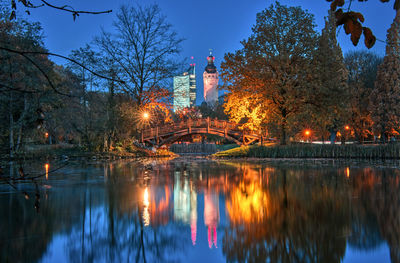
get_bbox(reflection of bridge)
[141,118,263,147]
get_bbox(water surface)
[1,158,400,262]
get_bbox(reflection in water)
[143,187,150,226]
[1,159,400,262]
[173,173,198,246]
[204,189,219,249]
[45,163,49,180]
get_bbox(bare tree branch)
[10,0,112,20]
[0,46,125,88]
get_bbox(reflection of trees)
[350,168,400,262]
[348,168,384,251]
[4,159,400,262]
[65,162,189,263]
[0,169,97,263]
[223,167,351,263]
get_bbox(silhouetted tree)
[345,51,382,143]
[370,10,400,143]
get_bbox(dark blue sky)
[22,0,396,104]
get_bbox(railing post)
[156,126,159,145]
[188,118,192,134]
[207,117,210,133]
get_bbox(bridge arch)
[141,118,263,148]
[159,130,242,146]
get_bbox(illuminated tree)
[370,10,400,142]
[221,2,318,144]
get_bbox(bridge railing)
[142,118,244,139]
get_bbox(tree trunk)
[280,122,287,145]
[329,129,337,145]
[9,93,14,159]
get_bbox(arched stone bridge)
[141,118,264,147]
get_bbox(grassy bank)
[3,143,176,162]
[214,144,400,159]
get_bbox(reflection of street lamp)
[45,163,49,180]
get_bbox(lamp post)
[141,112,150,144]
[343,125,350,144]
[304,129,311,143]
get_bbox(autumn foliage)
[327,0,400,48]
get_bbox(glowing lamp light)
[143,112,149,120]
[345,125,350,130]
[305,130,311,136]
[45,132,49,138]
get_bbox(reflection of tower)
[190,182,197,245]
[203,50,219,104]
[173,173,198,245]
[204,189,220,248]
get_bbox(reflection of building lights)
[204,190,219,249]
[191,221,197,246]
[143,187,150,226]
[173,174,198,246]
[45,163,49,180]
[346,167,350,178]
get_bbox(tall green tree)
[345,51,382,143]
[221,2,318,144]
[370,10,400,142]
[311,11,348,144]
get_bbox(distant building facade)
[203,52,219,104]
[173,64,196,112]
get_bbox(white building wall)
[203,71,219,104]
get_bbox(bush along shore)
[2,143,176,162]
[213,144,400,159]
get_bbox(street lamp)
[143,112,149,120]
[304,129,311,143]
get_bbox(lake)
[1,158,399,262]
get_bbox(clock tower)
[203,51,219,104]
